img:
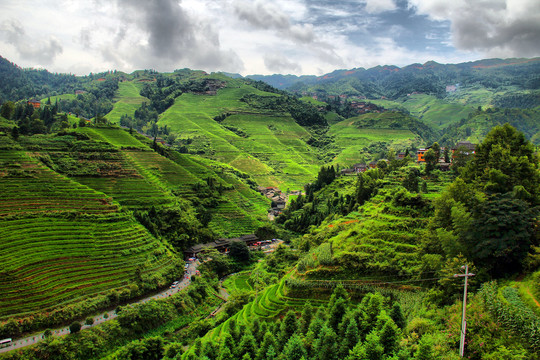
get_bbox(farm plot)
[178,155,270,236]
[105,80,150,124]
[0,214,181,317]
[0,151,118,217]
[329,120,418,166]
[317,195,428,277]
[223,113,321,188]
[77,127,147,149]
[207,274,326,344]
[158,86,322,189]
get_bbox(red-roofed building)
[27,99,41,109]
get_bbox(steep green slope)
[371,94,475,130]
[329,111,436,165]
[439,107,540,145]
[106,81,149,123]
[74,126,270,237]
[156,76,324,189]
[0,122,272,320]
[0,145,180,318]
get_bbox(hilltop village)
[340,140,476,174]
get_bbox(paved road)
[0,260,200,353]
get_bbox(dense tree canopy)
[434,124,540,276]
[461,123,540,202]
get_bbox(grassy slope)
[158,78,322,189]
[404,94,473,129]
[0,145,179,318]
[329,118,418,165]
[106,81,149,123]
[77,127,269,236]
[296,166,454,277]
[223,113,320,188]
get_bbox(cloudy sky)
[1,0,539,76]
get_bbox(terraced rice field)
[157,84,321,189]
[105,81,150,124]
[77,127,147,149]
[179,155,270,236]
[223,113,321,188]
[329,120,418,165]
[322,196,428,276]
[0,149,181,317]
[77,176,175,209]
[208,274,327,341]
[0,214,179,317]
[0,151,118,216]
[222,272,253,295]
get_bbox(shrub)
[406,317,434,336]
[69,321,81,334]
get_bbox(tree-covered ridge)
[0,56,78,102]
[433,124,540,276]
[275,124,539,299]
[260,57,540,97]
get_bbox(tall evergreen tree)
[327,284,349,310]
[461,123,539,201]
[313,325,338,360]
[389,302,406,330]
[340,317,360,359]
[281,334,308,360]
[217,347,234,360]
[328,297,348,331]
[256,331,277,360]
[379,318,400,355]
[11,125,19,140]
[236,332,257,359]
[298,301,314,335]
[265,345,277,360]
[278,310,298,349]
[363,331,384,360]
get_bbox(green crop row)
[480,281,540,351]
[0,213,180,318]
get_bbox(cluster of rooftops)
[341,141,477,175]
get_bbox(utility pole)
[454,264,475,357]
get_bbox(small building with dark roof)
[184,234,259,258]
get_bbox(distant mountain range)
[244,57,540,96]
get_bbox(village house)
[417,148,428,162]
[27,99,41,109]
[258,186,287,216]
[417,142,476,166]
[184,234,260,258]
[340,168,356,175]
[452,141,476,156]
[353,163,369,173]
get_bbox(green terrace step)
[0,213,180,318]
[0,152,117,217]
